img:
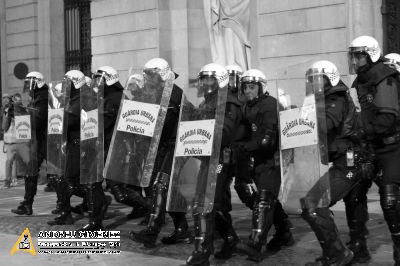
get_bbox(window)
[64,0,91,76]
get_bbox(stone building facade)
[0,0,398,98]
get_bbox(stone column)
[37,0,64,81]
[158,0,190,90]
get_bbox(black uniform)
[235,92,291,261]
[79,81,123,231]
[347,60,400,264]
[12,84,48,215]
[301,81,365,265]
[110,84,184,221]
[48,85,83,225]
[129,85,194,248]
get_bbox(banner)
[15,115,32,140]
[48,109,64,135]
[175,119,215,157]
[116,100,160,137]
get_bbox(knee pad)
[234,181,256,208]
[258,190,276,212]
[380,184,400,210]
[110,184,126,203]
[380,184,400,234]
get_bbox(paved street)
[0,181,394,266]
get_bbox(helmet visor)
[143,68,163,85]
[23,78,36,93]
[305,70,324,95]
[228,74,240,91]
[92,72,105,87]
[348,47,368,74]
[198,75,218,97]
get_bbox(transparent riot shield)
[46,80,70,177]
[274,64,330,213]
[104,72,174,187]
[15,90,38,177]
[80,79,104,185]
[166,81,228,214]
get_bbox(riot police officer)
[78,66,121,231]
[184,63,234,266]
[300,60,373,265]
[347,36,400,265]
[11,72,48,215]
[232,69,291,262]
[108,59,180,220]
[47,70,86,225]
[128,58,188,248]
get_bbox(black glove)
[360,160,375,180]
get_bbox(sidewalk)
[0,182,394,265]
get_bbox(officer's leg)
[380,184,400,265]
[48,174,62,214]
[161,212,192,245]
[130,172,169,248]
[303,163,355,265]
[13,142,46,215]
[234,180,256,210]
[266,200,294,250]
[301,199,353,266]
[241,163,283,261]
[11,175,38,215]
[109,181,149,219]
[79,181,111,231]
[47,175,74,225]
[213,167,239,260]
[233,148,255,210]
[186,211,214,266]
[240,189,275,262]
[343,179,371,262]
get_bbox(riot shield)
[275,64,330,213]
[46,80,70,177]
[15,93,38,177]
[166,82,228,214]
[104,72,174,187]
[80,79,104,185]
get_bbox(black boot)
[11,176,37,215]
[127,205,148,219]
[214,211,239,259]
[267,201,294,250]
[48,178,74,225]
[51,201,62,215]
[71,201,88,215]
[394,244,400,266]
[186,212,214,266]
[130,172,169,248]
[48,211,74,225]
[78,183,110,231]
[301,199,353,266]
[244,190,276,262]
[162,212,192,245]
[111,184,150,218]
[50,175,63,214]
[346,221,370,263]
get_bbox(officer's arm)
[103,99,119,131]
[67,103,80,128]
[243,105,277,152]
[221,102,238,148]
[371,77,399,135]
[325,95,346,132]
